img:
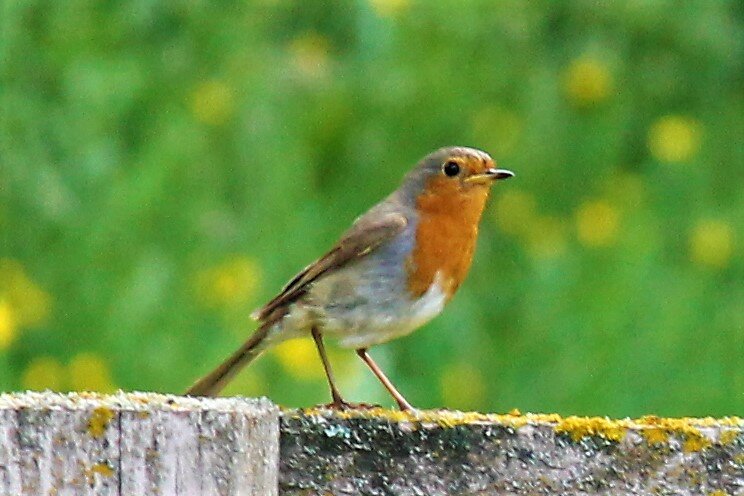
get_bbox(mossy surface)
[292,407,742,450]
[280,408,743,496]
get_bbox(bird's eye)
[443,161,460,177]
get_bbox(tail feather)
[185,321,273,397]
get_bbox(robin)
[186,146,514,410]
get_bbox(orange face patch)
[406,159,493,300]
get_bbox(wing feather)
[251,212,407,321]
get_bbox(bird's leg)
[356,348,414,411]
[311,327,348,409]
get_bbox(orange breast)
[406,176,490,299]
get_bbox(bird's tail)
[185,321,275,397]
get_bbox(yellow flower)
[196,256,261,310]
[68,352,116,392]
[190,80,235,126]
[563,57,613,107]
[0,258,51,328]
[493,191,567,259]
[689,220,734,269]
[0,300,17,349]
[369,0,410,17]
[576,200,620,247]
[493,189,537,237]
[440,362,485,410]
[647,115,702,163]
[22,357,65,391]
[272,338,325,380]
[289,33,331,81]
[525,215,568,259]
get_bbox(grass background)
[1,1,742,417]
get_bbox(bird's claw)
[321,400,382,411]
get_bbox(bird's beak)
[465,168,515,184]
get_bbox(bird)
[186,146,514,410]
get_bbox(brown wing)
[251,212,408,321]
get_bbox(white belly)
[318,275,447,349]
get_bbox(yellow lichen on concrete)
[716,416,744,427]
[555,416,627,442]
[637,415,712,452]
[84,462,115,486]
[683,435,712,453]
[293,408,741,451]
[87,406,114,438]
[718,429,739,445]
[642,427,669,446]
[90,462,114,477]
[77,391,107,401]
[298,406,565,430]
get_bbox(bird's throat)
[406,180,490,299]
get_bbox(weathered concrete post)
[1,392,741,495]
[280,408,743,496]
[0,392,279,495]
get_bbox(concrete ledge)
[0,393,741,495]
[0,392,279,495]
[279,408,743,496]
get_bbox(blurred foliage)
[1,0,742,417]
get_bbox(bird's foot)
[321,400,382,411]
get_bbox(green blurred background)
[1,1,742,418]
